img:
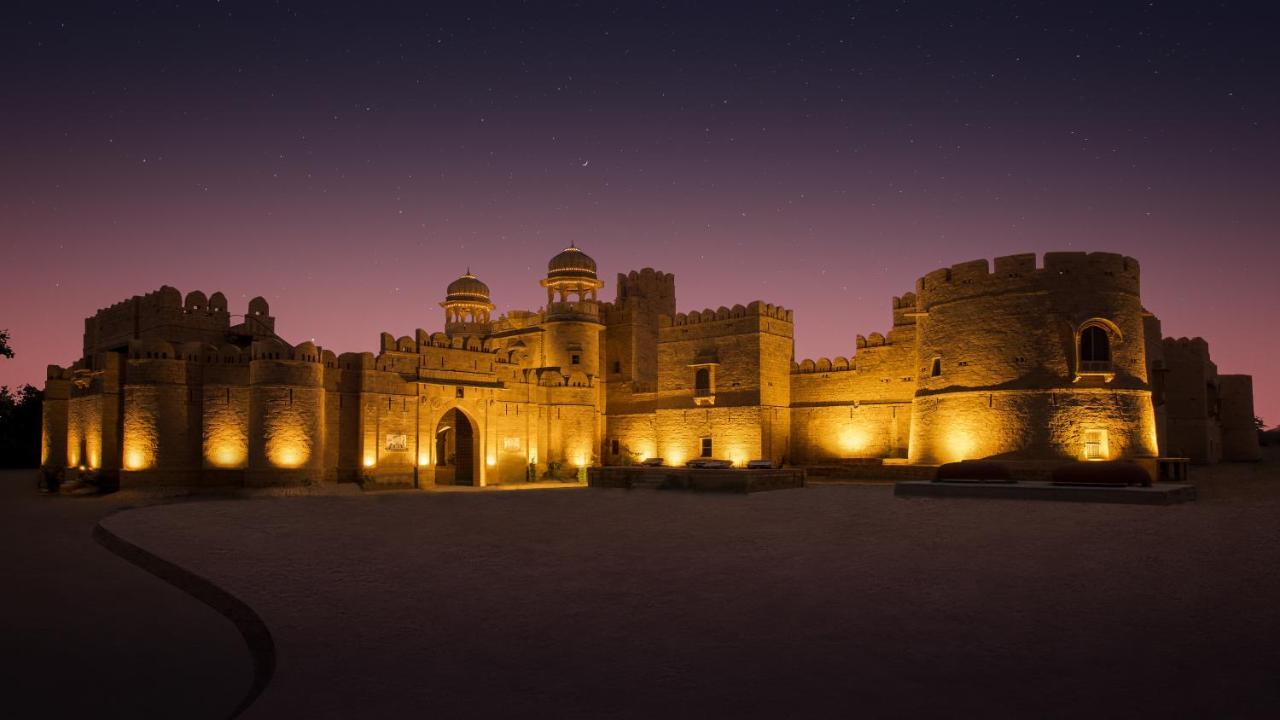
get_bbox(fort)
[39,247,1259,489]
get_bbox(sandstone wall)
[656,302,793,409]
[655,406,765,467]
[247,360,326,486]
[40,369,69,470]
[541,318,601,377]
[603,412,658,463]
[1162,337,1221,463]
[121,357,202,485]
[789,293,918,462]
[908,252,1158,463]
[1219,374,1261,461]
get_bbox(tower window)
[930,358,942,377]
[612,360,621,374]
[571,354,581,365]
[1077,323,1115,377]
[1080,326,1110,363]
[700,437,713,458]
[455,387,465,398]
[610,438,620,455]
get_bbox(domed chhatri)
[444,270,491,304]
[541,244,604,303]
[546,243,598,281]
[441,269,494,329]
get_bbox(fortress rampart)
[40,247,1256,489]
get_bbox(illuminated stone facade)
[40,249,1257,488]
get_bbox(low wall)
[588,466,805,493]
[802,457,1166,484]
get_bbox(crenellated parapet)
[660,301,793,328]
[84,285,250,356]
[616,268,676,300]
[377,330,498,355]
[613,268,676,316]
[1162,336,1212,361]
[915,252,1141,310]
[891,291,919,326]
[792,356,854,374]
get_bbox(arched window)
[694,367,710,391]
[1077,322,1117,378]
[1080,326,1110,363]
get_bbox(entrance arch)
[434,407,478,486]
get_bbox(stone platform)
[894,480,1197,505]
[588,466,806,493]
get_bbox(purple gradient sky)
[2,3,1277,423]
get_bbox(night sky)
[2,2,1277,423]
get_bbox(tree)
[0,384,43,468]
[0,329,12,359]
[1255,416,1267,431]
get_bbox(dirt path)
[100,453,1280,719]
[0,471,250,719]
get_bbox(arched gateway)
[434,408,477,486]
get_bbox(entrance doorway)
[435,408,475,485]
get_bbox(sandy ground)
[0,471,249,719]
[96,451,1280,719]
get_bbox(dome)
[445,271,491,304]
[546,244,598,282]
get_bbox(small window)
[455,387,464,398]
[694,367,711,391]
[1083,429,1108,461]
[930,358,942,377]
[612,360,621,374]
[610,438,620,455]
[571,354,581,365]
[700,437,713,458]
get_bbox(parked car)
[640,457,665,467]
[746,459,775,469]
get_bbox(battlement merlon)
[914,252,1141,311]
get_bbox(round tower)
[441,270,494,342]
[539,244,603,376]
[907,252,1159,464]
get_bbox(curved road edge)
[92,519,276,719]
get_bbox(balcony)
[545,301,600,322]
[693,387,715,406]
[1075,360,1114,382]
